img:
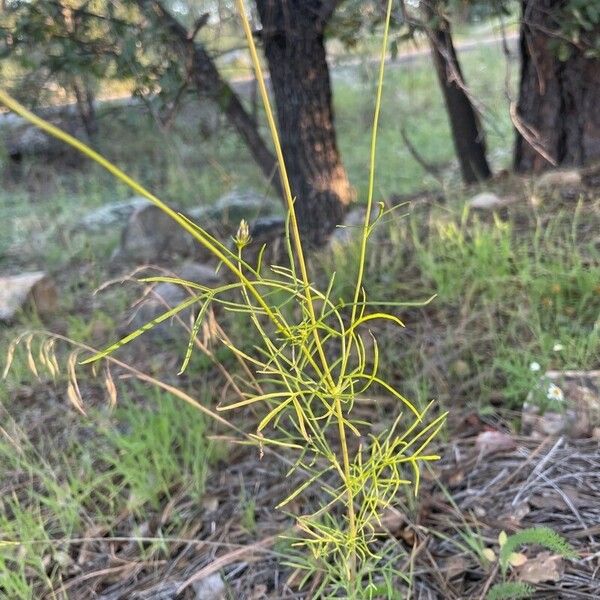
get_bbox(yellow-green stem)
[234,0,358,582]
[233,0,334,385]
[334,393,357,581]
[341,0,394,384]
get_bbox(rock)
[536,169,582,189]
[0,272,58,322]
[522,370,600,438]
[128,262,222,340]
[249,215,285,240]
[115,191,280,265]
[468,191,520,211]
[79,197,150,233]
[2,112,85,161]
[192,573,225,600]
[7,125,55,157]
[475,430,516,456]
[468,192,504,210]
[115,204,198,264]
[188,189,280,229]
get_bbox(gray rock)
[0,272,58,322]
[536,169,582,189]
[115,191,280,265]
[79,197,150,233]
[188,189,280,228]
[115,204,197,264]
[1,110,85,159]
[249,215,285,240]
[129,262,222,340]
[8,126,56,157]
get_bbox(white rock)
[468,192,504,210]
[0,272,57,322]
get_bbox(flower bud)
[235,219,251,249]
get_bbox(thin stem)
[233,0,306,286]
[234,1,359,583]
[333,393,357,582]
[342,0,394,382]
[233,0,334,385]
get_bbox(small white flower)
[530,361,541,372]
[553,343,564,352]
[546,383,564,403]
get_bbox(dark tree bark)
[255,0,354,245]
[514,0,600,173]
[136,0,281,194]
[423,1,492,184]
[72,80,98,140]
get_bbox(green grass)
[317,187,599,417]
[389,197,599,412]
[334,44,515,199]
[0,380,218,598]
[101,385,220,511]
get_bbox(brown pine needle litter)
[1,434,589,598]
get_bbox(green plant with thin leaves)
[485,527,578,600]
[486,582,535,600]
[0,0,445,595]
[497,527,578,574]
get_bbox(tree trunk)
[137,0,281,195]
[255,0,354,246]
[514,0,600,173]
[424,1,492,184]
[72,79,98,140]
